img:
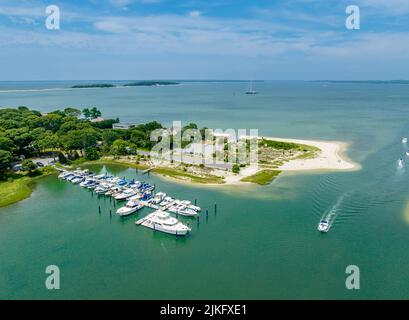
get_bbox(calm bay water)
[1,81,409,299]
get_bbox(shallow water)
[1,81,409,299]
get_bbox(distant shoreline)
[70,81,180,89]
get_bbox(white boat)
[58,171,71,179]
[128,193,142,201]
[406,151,409,157]
[180,200,201,211]
[137,210,191,236]
[175,206,198,217]
[398,158,404,168]
[152,192,167,205]
[115,188,136,200]
[160,197,174,207]
[245,80,258,95]
[72,177,85,184]
[117,201,143,216]
[317,220,330,233]
[403,138,408,143]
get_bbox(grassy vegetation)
[241,170,281,185]
[78,158,149,170]
[0,178,33,207]
[153,167,225,184]
[0,166,57,208]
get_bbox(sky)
[0,0,408,80]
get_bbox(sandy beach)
[219,136,359,185]
[260,136,359,172]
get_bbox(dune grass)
[241,170,281,185]
[153,167,225,184]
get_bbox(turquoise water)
[1,81,409,299]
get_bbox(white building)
[113,123,136,130]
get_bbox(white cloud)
[361,0,409,15]
[188,11,202,18]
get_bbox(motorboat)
[117,179,128,186]
[71,176,85,184]
[152,192,166,205]
[180,200,201,212]
[137,210,191,236]
[403,137,408,143]
[139,192,153,205]
[58,171,72,179]
[115,188,137,201]
[128,193,142,201]
[169,202,198,217]
[116,201,143,216]
[317,220,330,233]
[160,197,174,207]
[80,178,97,188]
[398,158,404,168]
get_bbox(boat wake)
[319,192,349,232]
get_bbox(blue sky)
[0,0,409,80]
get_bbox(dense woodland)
[0,106,165,177]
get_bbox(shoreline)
[80,137,359,186]
[259,136,359,172]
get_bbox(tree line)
[0,106,165,177]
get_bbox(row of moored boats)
[58,168,201,236]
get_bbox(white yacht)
[317,220,330,233]
[72,176,85,184]
[403,137,408,143]
[176,206,198,217]
[180,200,201,212]
[58,171,71,179]
[152,192,167,205]
[137,210,191,236]
[128,193,142,201]
[117,201,143,216]
[406,151,409,157]
[115,188,136,200]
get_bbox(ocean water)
[1,81,409,299]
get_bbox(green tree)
[21,159,36,172]
[35,114,64,132]
[63,107,81,118]
[62,129,99,151]
[232,164,240,174]
[89,107,102,119]
[58,152,68,164]
[102,130,122,145]
[0,150,13,172]
[36,134,61,151]
[85,147,100,160]
[0,136,15,152]
[82,108,91,119]
[111,139,134,156]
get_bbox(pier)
[58,168,202,236]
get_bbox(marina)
[57,167,201,236]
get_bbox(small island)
[123,81,179,87]
[71,84,116,89]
